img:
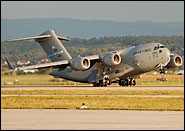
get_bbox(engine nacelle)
[166,54,182,68]
[101,53,121,66]
[70,57,90,71]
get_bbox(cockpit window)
[154,46,159,50]
[160,46,165,48]
[154,45,165,50]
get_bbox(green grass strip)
[1,96,184,111]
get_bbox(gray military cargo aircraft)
[4,30,182,87]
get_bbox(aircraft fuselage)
[50,43,170,84]
[4,30,182,87]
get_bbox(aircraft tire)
[118,80,122,86]
[125,79,129,86]
[108,80,112,85]
[132,80,136,86]
[129,80,132,86]
[121,80,125,86]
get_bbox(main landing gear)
[93,80,112,87]
[93,77,136,87]
[93,75,112,87]
[118,78,136,86]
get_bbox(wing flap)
[8,54,100,71]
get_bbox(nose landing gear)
[159,68,165,74]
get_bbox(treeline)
[1,35,184,62]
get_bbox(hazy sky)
[1,1,184,22]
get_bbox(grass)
[1,74,184,86]
[1,96,184,111]
[1,74,184,111]
[136,80,184,86]
[1,74,87,86]
[1,89,184,111]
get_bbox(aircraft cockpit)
[154,44,165,50]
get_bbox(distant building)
[38,58,49,64]
[17,60,30,66]
[23,69,38,73]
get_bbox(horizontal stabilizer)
[57,36,70,41]
[4,35,51,42]
[3,35,69,43]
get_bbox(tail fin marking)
[3,30,72,62]
[35,30,72,62]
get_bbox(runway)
[1,94,183,98]
[1,86,184,90]
[2,86,184,129]
[1,109,184,130]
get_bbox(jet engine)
[166,54,182,68]
[70,57,90,71]
[101,53,121,66]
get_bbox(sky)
[1,1,184,22]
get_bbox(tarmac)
[1,109,184,130]
[1,86,184,130]
[1,86,184,90]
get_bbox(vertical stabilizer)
[35,30,72,62]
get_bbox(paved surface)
[1,86,184,90]
[1,94,183,98]
[1,109,184,130]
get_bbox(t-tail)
[4,30,72,62]
[36,30,72,62]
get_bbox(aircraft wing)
[86,55,101,67]
[6,54,100,71]
[86,55,100,61]
[15,60,69,70]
